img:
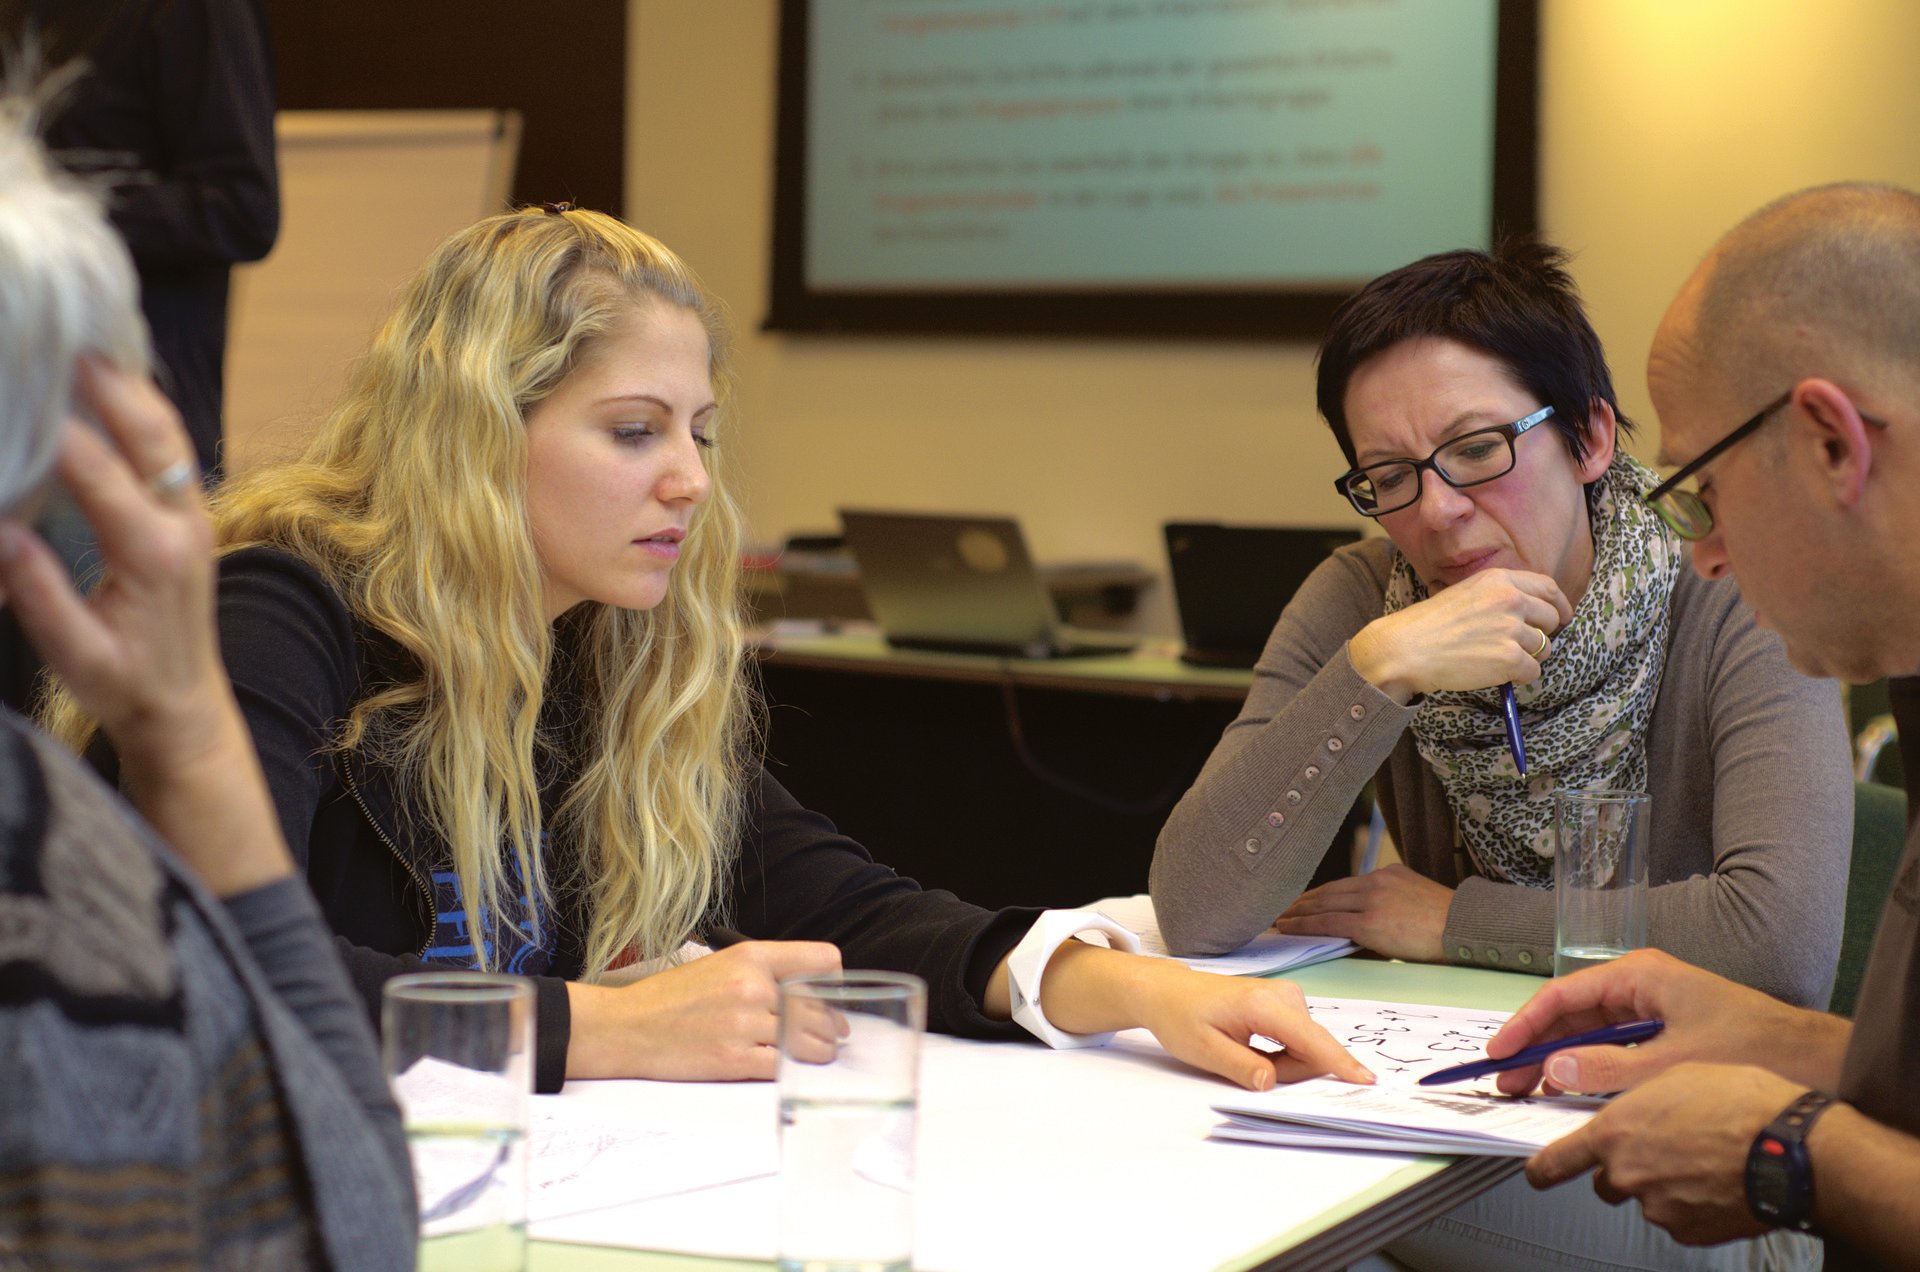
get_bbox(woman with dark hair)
[1152,241,1851,1009]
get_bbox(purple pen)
[1418,1018,1665,1086]
[1499,683,1527,776]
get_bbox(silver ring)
[1530,627,1550,660]
[148,459,199,500]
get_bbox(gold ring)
[1530,627,1550,660]
[148,459,199,501]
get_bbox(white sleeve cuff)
[1005,908,1144,1049]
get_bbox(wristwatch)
[1745,1089,1839,1232]
[1005,909,1142,1049]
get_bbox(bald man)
[1481,183,1920,1270]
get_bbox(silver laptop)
[838,510,1137,659]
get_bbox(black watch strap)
[1745,1089,1839,1232]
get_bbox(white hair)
[0,92,149,511]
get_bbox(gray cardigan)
[1150,539,1852,1007]
[0,713,414,1269]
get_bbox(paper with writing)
[1214,998,1602,1155]
[526,1096,778,1223]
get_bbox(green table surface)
[519,957,1542,1271]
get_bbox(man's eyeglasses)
[1334,405,1554,518]
[1643,391,1791,540]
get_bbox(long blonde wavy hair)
[48,207,753,978]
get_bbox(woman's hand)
[0,362,293,896]
[1273,864,1453,962]
[990,942,1375,1091]
[1347,567,1572,704]
[564,940,843,1081]
[1,363,225,760]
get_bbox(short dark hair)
[1314,239,1632,469]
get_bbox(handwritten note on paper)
[1301,997,1512,1085]
[389,1059,779,1224]
[527,1098,777,1224]
[1217,998,1605,1156]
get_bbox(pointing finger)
[1257,1011,1375,1086]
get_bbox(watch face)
[1748,1132,1804,1224]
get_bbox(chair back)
[1832,780,1911,1017]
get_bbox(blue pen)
[1417,1018,1664,1086]
[1499,684,1527,776]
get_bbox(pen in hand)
[1417,1018,1664,1086]
[1499,683,1527,776]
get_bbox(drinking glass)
[1553,789,1652,976]
[383,972,534,1272]
[776,971,927,1272]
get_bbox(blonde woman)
[58,205,1373,1094]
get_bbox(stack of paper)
[1088,894,1355,975]
[1212,1077,1602,1156]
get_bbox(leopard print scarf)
[1382,453,1681,887]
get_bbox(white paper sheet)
[1089,893,1355,975]
[392,1057,779,1225]
[531,1030,1437,1271]
[1213,998,1602,1156]
[526,1097,778,1223]
[1214,1076,1601,1156]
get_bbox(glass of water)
[1553,788,1652,977]
[383,972,534,1272]
[777,970,927,1272]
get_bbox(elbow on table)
[1149,847,1261,958]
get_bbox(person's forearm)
[1152,647,1411,956]
[982,941,1172,1033]
[563,981,625,1079]
[115,691,295,897]
[1766,1009,1853,1090]
[1347,627,1421,704]
[1807,1103,1920,1263]
[224,880,405,1156]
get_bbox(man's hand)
[1272,864,1452,963]
[1484,949,1849,1097]
[1526,1062,1802,1246]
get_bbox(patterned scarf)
[1382,454,1681,887]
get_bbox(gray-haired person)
[0,93,413,1269]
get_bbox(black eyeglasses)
[1643,391,1791,540]
[1334,405,1554,518]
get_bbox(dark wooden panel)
[759,660,1362,912]
[266,0,625,218]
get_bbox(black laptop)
[1164,523,1363,668]
[840,509,1137,659]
